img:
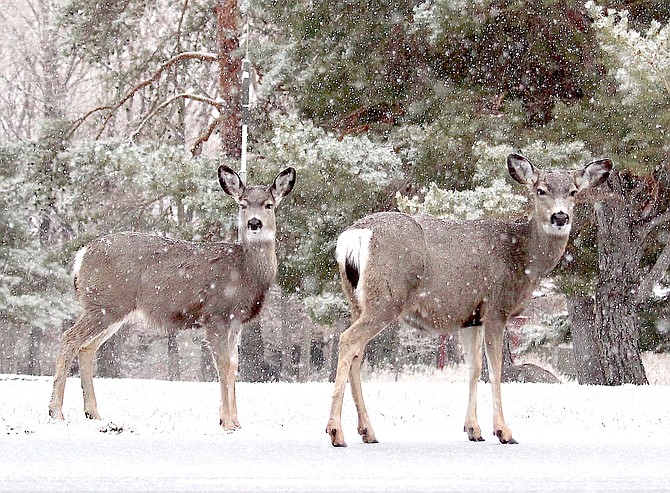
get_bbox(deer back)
[339,154,612,332]
[343,213,532,330]
[74,233,272,331]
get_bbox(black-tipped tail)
[344,258,360,290]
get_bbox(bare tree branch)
[637,208,670,244]
[131,92,223,140]
[191,116,223,157]
[65,104,113,140]
[636,240,670,302]
[92,51,218,139]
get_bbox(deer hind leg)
[49,334,80,420]
[49,313,108,420]
[340,275,377,441]
[207,324,242,432]
[484,322,517,444]
[348,342,378,444]
[461,325,485,442]
[326,312,393,447]
[78,324,123,420]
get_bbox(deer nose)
[550,212,569,228]
[248,218,263,231]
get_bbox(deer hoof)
[84,410,101,420]
[465,426,484,442]
[358,427,378,444]
[495,429,518,444]
[220,419,239,433]
[48,409,64,420]
[327,426,347,447]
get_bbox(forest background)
[1,0,669,387]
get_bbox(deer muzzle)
[550,211,569,228]
[247,218,263,231]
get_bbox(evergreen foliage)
[2,0,670,377]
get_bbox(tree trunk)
[592,174,648,384]
[97,336,121,378]
[568,295,604,384]
[214,0,242,158]
[239,319,265,382]
[297,323,312,383]
[200,337,217,382]
[481,330,514,383]
[27,327,43,375]
[167,330,181,381]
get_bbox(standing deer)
[49,165,296,431]
[326,153,611,446]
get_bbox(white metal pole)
[240,57,250,184]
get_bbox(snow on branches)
[586,1,670,101]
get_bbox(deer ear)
[575,158,612,190]
[507,153,538,186]
[218,165,244,200]
[270,167,296,204]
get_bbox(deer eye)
[537,188,547,196]
[240,203,248,210]
[569,190,578,197]
[265,203,274,210]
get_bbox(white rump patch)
[73,247,88,278]
[335,228,372,304]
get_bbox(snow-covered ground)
[1,367,670,492]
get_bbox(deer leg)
[326,314,390,447]
[227,326,242,429]
[49,315,102,420]
[341,292,375,442]
[484,323,517,444]
[461,326,485,442]
[207,325,240,432]
[79,319,127,420]
[348,349,378,444]
[49,336,79,420]
[78,345,101,420]
[79,328,117,420]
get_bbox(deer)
[48,165,296,431]
[326,153,611,446]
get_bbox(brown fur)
[49,166,296,431]
[326,154,611,446]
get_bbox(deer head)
[218,165,296,245]
[507,153,612,236]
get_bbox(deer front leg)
[461,326,485,442]
[207,325,241,432]
[206,327,238,432]
[226,327,242,429]
[484,323,517,444]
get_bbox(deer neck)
[240,237,278,288]
[523,216,570,282]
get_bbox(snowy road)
[2,375,669,491]
[5,435,670,492]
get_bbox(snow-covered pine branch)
[586,2,670,100]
